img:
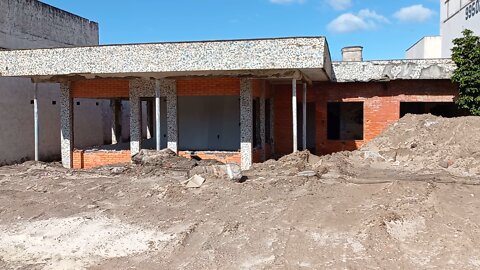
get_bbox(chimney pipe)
[342,46,363,62]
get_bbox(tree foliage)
[451,29,480,116]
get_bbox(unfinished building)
[0,35,461,170]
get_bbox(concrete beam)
[260,84,266,161]
[240,78,253,170]
[155,80,161,151]
[60,82,73,168]
[164,79,178,153]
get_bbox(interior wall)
[178,96,240,151]
[73,98,111,149]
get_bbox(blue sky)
[40,0,440,60]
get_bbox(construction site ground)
[0,114,479,269]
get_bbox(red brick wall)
[178,151,241,164]
[274,80,458,156]
[71,79,129,98]
[72,150,131,169]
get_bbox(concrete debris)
[225,163,243,181]
[182,175,205,188]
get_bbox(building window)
[327,102,364,140]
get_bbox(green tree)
[451,29,480,116]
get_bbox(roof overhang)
[332,59,456,82]
[0,37,332,83]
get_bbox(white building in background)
[0,0,112,165]
[406,0,480,59]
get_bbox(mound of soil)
[360,114,480,177]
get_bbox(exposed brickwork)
[177,78,240,96]
[72,150,131,169]
[178,151,241,164]
[71,79,129,98]
[274,80,458,156]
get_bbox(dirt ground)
[1,114,480,269]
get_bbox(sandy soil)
[0,114,479,269]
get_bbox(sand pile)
[360,114,480,177]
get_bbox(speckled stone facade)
[162,79,178,153]
[129,79,178,155]
[259,84,266,161]
[60,82,73,168]
[0,37,329,81]
[240,78,253,170]
[129,79,154,156]
[332,59,456,82]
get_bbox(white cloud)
[394,5,435,23]
[270,0,305,4]
[327,9,389,34]
[326,0,352,10]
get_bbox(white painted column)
[60,82,73,168]
[33,83,39,161]
[155,80,161,151]
[292,79,298,153]
[303,83,307,151]
[111,99,122,144]
[165,79,178,153]
[240,78,253,170]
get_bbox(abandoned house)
[0,36,462,170]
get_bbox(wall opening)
[400,102,467,118]
[140,97,167,150]
[327,102,364,140]
[297,102,316,152]
[178,96,240,151]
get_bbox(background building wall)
[440,0,480,57]
[0,0,106,165]
[406,36,442,59]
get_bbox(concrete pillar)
[240,78,253,170]
[129,81,142,156]
[33,83,39,161]
[292,79,298,153]
[111,99,122,144]
[260,85,266,161]
[303,83,307,151]
[155,80,161,150]
[164,79,178,153]
[60,82,73,168]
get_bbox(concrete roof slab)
[0,37,331,82]
[332,59,456,82]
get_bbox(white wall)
[0,0,107,165]
[441,0,480,57]
[406,36,442,59]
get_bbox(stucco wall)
[0,0,98,49]
[0,0,103,165]
[440,0,480,57]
